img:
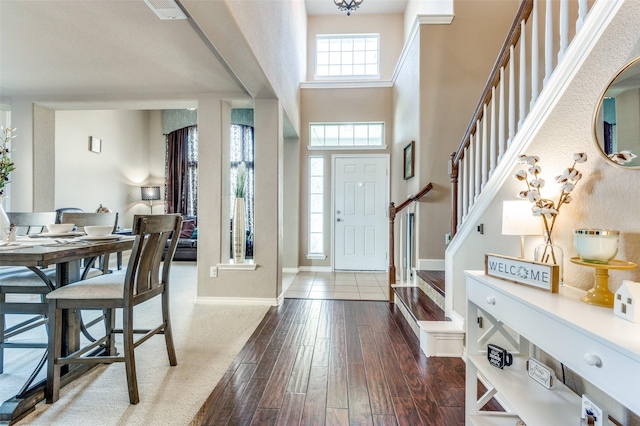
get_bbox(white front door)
[333,156,388,271]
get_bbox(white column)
[530,0,540,107]
[498,67,506,161]
[508,45,516,146]
[558,0,568,62]
[518,19,527,130]
[544,0,554,85]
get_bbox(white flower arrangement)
[514,152,588,246]
[608,150,637,165]
[0,127,16,196]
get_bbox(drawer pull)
[486,296,496,305]
[584,353,602,367]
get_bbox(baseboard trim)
[417,259,445,271]
[283,267,299,274]
[196,296,280,306]
[299,266,332,273]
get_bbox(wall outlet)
[210,266,217,277]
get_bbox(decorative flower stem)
[514,152,587,264]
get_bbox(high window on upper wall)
[309,122,385,149]
[315,34,379,79]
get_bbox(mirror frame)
[593,56,640,169]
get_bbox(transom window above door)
[309,122,385,149]
[315,34,379,78]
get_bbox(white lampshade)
[502,200,542,236]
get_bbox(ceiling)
[0,0,406,107]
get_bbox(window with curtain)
[166,125,198,216]
[230,124,254,259]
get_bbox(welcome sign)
[485,253,559,293]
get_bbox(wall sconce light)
[141,186,161,214]
[502,200,542,259]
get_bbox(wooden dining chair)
[60,212,119,273]
[0,211,57,374]
[45,214,182,404]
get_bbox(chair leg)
[162,292,177,366]
[45,302,62,404]
[105,308,116,356]
[122,306,139,404]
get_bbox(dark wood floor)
[192,298,476,425]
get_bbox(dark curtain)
[166,126,198,215]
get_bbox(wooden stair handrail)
[388,183,433,301]
[449,0,534,238]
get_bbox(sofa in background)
[167,215,197,261]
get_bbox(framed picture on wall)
[404,141,415,180]
[89,136,102,153]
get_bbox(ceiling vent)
[143,0,187,20]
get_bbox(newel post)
[388,202,397,302]
[448,152,459,238]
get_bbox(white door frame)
[331,153,390,271]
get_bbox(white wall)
[55,110,156,228]
[306,14,404,82]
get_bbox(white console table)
[465,270,640,425]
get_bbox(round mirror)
[594,57,640,168]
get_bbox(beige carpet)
[0,263,270,425]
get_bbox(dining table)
[0,234,135,424]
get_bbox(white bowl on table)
[46,223,75,234]
[84,225,113,237]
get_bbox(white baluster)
[468,135,475,206]
[481,108,488,189]
[576,0,588,32]
[558,0,568,62]
[544,0,553,85]
[508,45,516,146]
[489,88,496,176]
[462,150,469,219]
[458,156,464,223]
[518,19,527,130]
[530,0,539,107]
[498,67,506,161]
[474,128,481,201]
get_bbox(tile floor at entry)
[283,271,389,301]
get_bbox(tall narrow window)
[230,124,254,259]
[166,125,198,216]
[316,34,379,78]
[308,157,324,256]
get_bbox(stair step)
[393,286,445,322]
[415,270,445,297]
[393,284,463,358]
[415,270,445,312]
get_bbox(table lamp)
[141,186,161,214]
[502,200,542,259]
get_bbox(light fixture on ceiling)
[143,0,187,20]
[334,0,363,16]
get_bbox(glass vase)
[0,196,10,241]
[232,197,246,264]
[535,233,564,286]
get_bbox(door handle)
[336,218,342,222]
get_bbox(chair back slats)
[126,215,182,302]
[7,212,57,236]
[59,212,118,232]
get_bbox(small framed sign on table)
[485,253,559,293]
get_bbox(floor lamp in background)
[502,200,542,259]
[141,186,161,214]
